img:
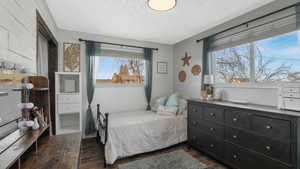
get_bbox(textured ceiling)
[46,0,275,44]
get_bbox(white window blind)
[210,5,300,51]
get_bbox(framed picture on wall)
[157,62,168,74]
[63,43,80,72]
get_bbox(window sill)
[95,83,144,88]
[214,83,280,89]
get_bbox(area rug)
[118,150,208,169]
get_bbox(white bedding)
[102,110,187,164]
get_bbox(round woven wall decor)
[178,71,187,82]
[191,65,201,76]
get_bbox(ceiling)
[46,0,275,45]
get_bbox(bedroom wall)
[57,29,174,137]
[173,0,298,107]
[0,0,57,73]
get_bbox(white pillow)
[152,97,167,112]
[178,99,187,115]
[157,105,178,116]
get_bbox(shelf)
[32,88,49,91]
[59,112,80,115]
[0,92,8,97]
[0,126,49,169]
[56,127,80,135]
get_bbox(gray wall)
[0,0,57,73]
[57,29,175,137]
[0,0,57,137]
[174,0,300,106]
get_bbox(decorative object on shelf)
[203,74,214,100]
[213,88,223,101]
[32,118,40,130]
[178,71,187,82]
[0,59,30,85]
[63,43,80,72]
[31,106,47,128]
[191,65,201,76]
[181,52,191,67]
[157,62,168,74]
[147,0,176,11]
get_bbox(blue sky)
[256,31,300,72]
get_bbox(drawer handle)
[265,146,271,151]
[232,118,238,122]
[192,121,197,126]
[232,135,238,139]
[210,113,215,117]
[210,127,215,132]
[233,154,238,159]
[266,125,272,130]
[209,144,215,148]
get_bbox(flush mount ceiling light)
[148,0,177,11]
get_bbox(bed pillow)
[178,99,188,115]
[157,105,178,116]
[152,97,167,112]
[165,93,179,107]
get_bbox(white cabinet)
[55,72,82,135]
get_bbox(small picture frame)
[157,62,168,74]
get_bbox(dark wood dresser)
[188,99,300,169]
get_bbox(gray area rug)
[118,150,208,169]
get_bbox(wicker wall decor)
[178,71,187,82]
[63,43,80,72]
[191,65,201,76]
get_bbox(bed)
[95,104,187,166]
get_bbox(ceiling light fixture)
[148,0,176,11]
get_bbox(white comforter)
[103,110,187,164]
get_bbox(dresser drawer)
[250,135,291,164]
[225,109,251,129]
[58,94,81,103]
[226,127,291,164]
[188,126,201,150]
[283,92,300,98]
[58,103,81,114]
[225,142,290,169]
[225,127,251,148]
[198,133,223,158]
[188,103,203,122]
[251,115,291,141]
[199,121,224,139]
[283,87,300,93]
[203,106,224,123]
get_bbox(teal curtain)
[201,38,210,90]
[85,42,99,135]
[144,48,153,110]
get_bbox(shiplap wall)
[0,0,57,73]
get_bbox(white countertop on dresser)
[188,99,300,117]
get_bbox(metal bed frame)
[95,104,109,168]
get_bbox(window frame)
[211,31,300,88]
[94,55,146,88]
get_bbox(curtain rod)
[196,4,296,43]
[79,38,158,51]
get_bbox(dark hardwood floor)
[79,139,228,169]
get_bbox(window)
[95,52,145,84]
[212,31,300,84]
